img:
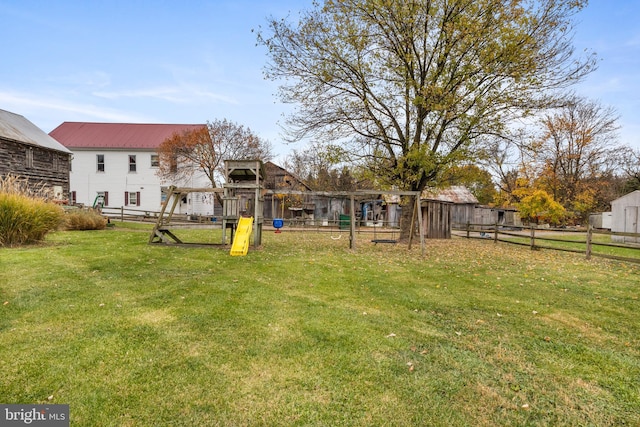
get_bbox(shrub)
[64,209,108,230]
[0,192,64,247]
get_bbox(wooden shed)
[263,161,312,220]
[422,186,478,227]
[421,199,452,239]
[473,206,521,228]
[0,109,71,200]
[610,190,640,243]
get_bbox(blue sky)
[1,0,638,162]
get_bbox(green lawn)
[1,224,639,426]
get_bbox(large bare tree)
[258,0,596,235]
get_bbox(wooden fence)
[99,207,398,233]
[100,206,216,224]
[454,223,640,264]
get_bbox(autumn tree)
[258,0,595,236]
[157,119,273,193]
[618,146,640,193]
[283,141,357,191]
[531,97,619,220]
[517,189,566,225]
[481,127,539,207]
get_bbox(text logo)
[1,405,69,427]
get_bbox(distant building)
[610,190,640,243]
[50,122,211,213]
[422,186,478,225]
[588,212,612,230]
[473,206,521,228]
[0,109,71,200]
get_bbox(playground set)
[149,160,264,256]
[148,160,427,256]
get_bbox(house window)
[97,154,105,172]
[160,187,168,204]
[125,191,140,206]
[129,155,137,172]
[151,154,159,168]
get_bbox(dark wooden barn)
[0,109,71,200]
[263,161,312,220]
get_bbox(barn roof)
[610,190,640,206]
[422,186,479,204]
[0,109,72,154]
[49,122,206,150]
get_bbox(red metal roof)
[49,122,206,149]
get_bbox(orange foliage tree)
[156,119,273,193]
[516,189,566,225]
[532,97,619,220]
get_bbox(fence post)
[586,225,593,260]
[530,224,536,250]
[120,206,124,222]
[466,222,470,239]
[493,221,498,243]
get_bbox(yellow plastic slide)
[230,216,253,256]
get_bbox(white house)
[610,190,640,243]
[50,122,215,215]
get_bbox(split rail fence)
[454,223,640,264]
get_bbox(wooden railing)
[100,206,217,224]
[454,223,640,264]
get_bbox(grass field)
[1,223,639,426]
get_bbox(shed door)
[624,206,639,243]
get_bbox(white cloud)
[44,71,112,89]
[0,90,153,130]
[92,85,238,105]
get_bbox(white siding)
[70,149,211,214]
[610,191,640,243]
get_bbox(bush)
[0,192,64,247]
[64,209,108,230]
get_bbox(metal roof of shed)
[49,122,206,150]
[0,109,72,154]
[422,185,479,204]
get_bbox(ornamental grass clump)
[64,208,108,230]
[0,175,64,247]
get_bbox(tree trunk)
[399,195,418,241]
